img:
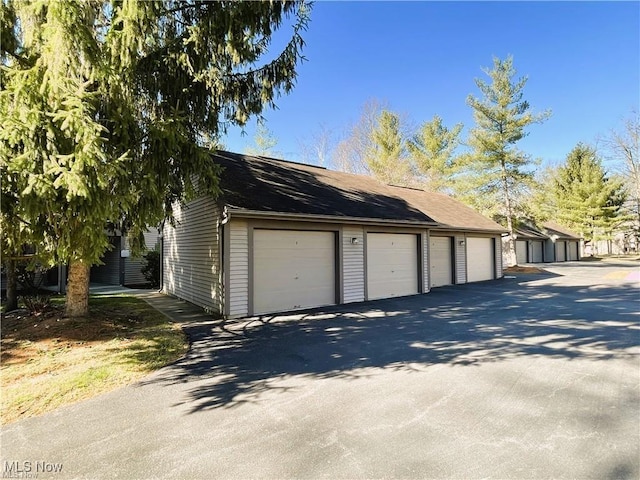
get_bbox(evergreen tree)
[0,0,310,316]
[552,143,627,245]
[0,167,30,311]
[520,165,556,225]
[364,110,412,186]
[245,122,280,158]
[407,115,462,192]
[464,56,550,265]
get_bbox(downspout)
[220,207,231,318]
[159,220,165,292]
[119,235,126,286]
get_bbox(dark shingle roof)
[542,222,582,240]
[214,151,505,233]
[514,224,549,240]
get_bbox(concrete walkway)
[89,283,156,296]
[1,263,638,480]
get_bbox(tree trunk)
[4,259,18,312]
[501,164,517,266]
[65,260,90,317]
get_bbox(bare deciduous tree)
[298,124,335,168]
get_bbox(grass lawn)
[1,294,188,424]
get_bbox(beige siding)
[342,225,365,303]
[124,230,160,286]
[163,198,221,313]
[228,219,249,317]
[455,234,467,284]
[495,236,504,278]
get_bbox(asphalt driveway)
[2,261,639,479]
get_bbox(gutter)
[430,225,508,235]
[224,206,506,234]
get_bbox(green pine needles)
[464,56,551,265]
[1,0,310,316]
[551,144,627,244]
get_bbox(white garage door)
[532,241,544,263]
[568,241,579,261]
[254,230,335,314]
[430,236,453,287]
[556,241,566,262]
[367,233,418,300]
[467,237,494,283]
[516,240,528,265]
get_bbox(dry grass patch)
[504,265,546,274]
[1,295,187,424]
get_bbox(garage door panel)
[532,241,543,263]
[568,241,579,261]
[467,237,494,283]
[556,241,566,262]
[367,233,418,300]
[430,236,453,287]
[516,240,527,265]
[254,230,335,314]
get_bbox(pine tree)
[552,143,627,246]
[0,0,310,316]
[0,168,30,311]
[245,122,280,158]
[464,56,550,266]
[406,115,462,192]
[364,110,412,186]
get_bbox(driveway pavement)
[2,261,639,479]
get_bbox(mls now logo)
[3,461,63,478]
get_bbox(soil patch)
[1,295,187,424]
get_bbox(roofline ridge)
[215,149,328,171]
[386,183,425,192]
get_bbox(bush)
[21,294,52,315]
[142,250,160,288]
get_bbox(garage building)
[162,151,506,317]
[542,222,582,262]
[513,225,548,264]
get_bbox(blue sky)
[222,1,640,169]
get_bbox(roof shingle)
[215,151,505,233]
[542,222,582,239]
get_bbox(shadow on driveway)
[141,274,640,414]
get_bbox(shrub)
[21,294,52,315]
[142,250,160,288]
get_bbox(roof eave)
[225,207,504,233]
[430,224,507,235]
[224,207,440,228]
